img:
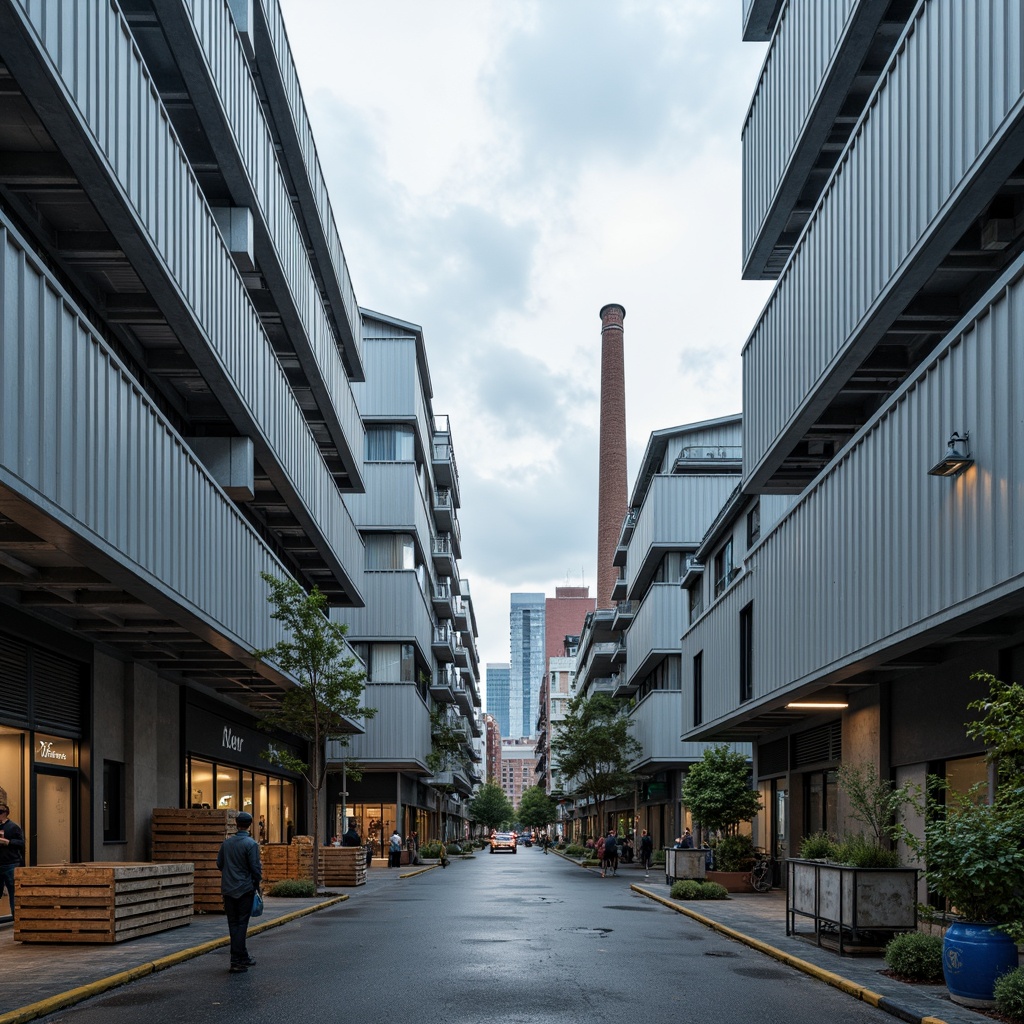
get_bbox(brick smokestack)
[597,303,627,609]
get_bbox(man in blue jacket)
[0,803,25,918]
[217,811,262,973]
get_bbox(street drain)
[704,950,740,958]
[572,927,613,936]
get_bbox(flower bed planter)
[786,858,918,956]
[706,870,756,893]
[664,848,706,884]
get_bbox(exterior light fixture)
[927,431,973,477]
[785,701,849,709]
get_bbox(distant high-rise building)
[510,593,545,739]
[485,663,511,738]
[500,738,539,810]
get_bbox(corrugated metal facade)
[743,0,1024,485]
[625,584,687,686]
[327,682,432,766]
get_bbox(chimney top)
[599,303,626,324]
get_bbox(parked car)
[490,831,517,854]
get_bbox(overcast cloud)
[278,0,772,687]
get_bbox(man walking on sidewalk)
[0,803,25,918]
[639,829,653,877]
[217,811,262,973]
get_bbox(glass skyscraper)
[510,593,546,740]
[485,663,511,738]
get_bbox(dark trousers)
[0,864,15,916]
[223,890,255,964]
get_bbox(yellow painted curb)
[630,886,950,1024]
[0,895,350,1024]
[399,864,438,877]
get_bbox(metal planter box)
[664,847,707,884]
[786,858,918,956]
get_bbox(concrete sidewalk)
[612,860,985,1024]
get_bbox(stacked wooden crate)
[260,839,313,887]
[151,807,236,912]
[320,846,366,887]
[14,862,193,943]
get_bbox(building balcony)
[431,534,458,580]
[610,574,628,602]
[432,624,456,663]
[453,679,474,718]
[452,597,469,632]
[432,581,456,620]
[612,600,637,631]
[432,415,461,502]
[430,664,458,703]
[432,488,461,556]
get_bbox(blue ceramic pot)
[943,920,1018,1007]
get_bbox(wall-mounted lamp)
[785,701,849,710]
[927,431,973,477]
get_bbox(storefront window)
[189,760,215,809]
[216,764,239,810]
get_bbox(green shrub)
[670,879,702,899]
[697,881,729,900]
[883,932,944,982]
[651,850,665,865]
[564,843,584,857]
[799,830,838,860]
[268,879,316,898]
[834,834,900,868]
[714,833,754,872]
[420,842,442,858]
[995,966,1024,1021]
[447,843,462,855]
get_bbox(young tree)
[253,572,374,887]
[680,744,762,835]
[550,692,640,836]
[468,783,514,832]
[517,785,558,832]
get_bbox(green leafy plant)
[713,833,755,872]
[268,878,316,898]
[467,783,514,832]
[834,833,900,868]
[799,830,838,859]
[836,761,909,849]
[517,786,559,831]
[419,842,442,859]
[994,967,1024,1021]
[680,746,761,835]
[883,932,944,982]
[670,879,702,899]
[651,850,665,866]
[564,843,584,858]
[697,881,729,900]
[253,573,375,887]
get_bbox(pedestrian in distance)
[602,829,619,877]
[595,834,606,875]
[0,803,25,918]
[341,821,361,847]
[216,811,262,974]
[639,829,654,877]
[681,828,694,849]
[388,828,403,867]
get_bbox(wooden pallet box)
[14,862,193,944]
[151,807,238,913]
[260,840,313,887]
[320,846,366,887]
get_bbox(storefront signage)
[33,733,78,767]
[185,702,302,774]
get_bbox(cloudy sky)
[278,0,774,689]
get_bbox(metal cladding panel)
[628,690,752,766]
[178,0,363,473]
[345,463,429,539]
[692,254,1024,727]
[625,584,687,685]
[743,0,861,264]
[743,0,1024,482]
[337,571,433,655]
[326,682,431,764]
[7,0,363,594]
[253,0,362,371]
[626,475,737,592]
[0,221,302,657]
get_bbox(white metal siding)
[625,584,687,685]
[338,571,434,657]
[743,0,1024,482]
[327,682,431,764]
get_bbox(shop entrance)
[34,770,75,865]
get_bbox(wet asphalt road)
[34,850,895,1024]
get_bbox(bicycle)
[750,849,774,892]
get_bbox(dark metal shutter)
[792,720,842,768]
[0,635,29,724]
[757,738,788,777]
[31,649,85,735]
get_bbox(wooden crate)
[151,807,237,913]
[260,841,313,887]
[320,847,366,887]
[14,862,193,944]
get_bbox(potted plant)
[787,763,919,955]
[901,673,1024,1008]
[680,746,762,892]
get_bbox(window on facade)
[103,760,125,843]
[693,651,703,727]
[368,644,416,683]
[653,551,684,583]
[747,503,761,547]
[365,424,415,462]
[739,602,753,703]
[688,583,703,624]
[714,538,734,597]
[365,533,416,571]
[805,769,838,836]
